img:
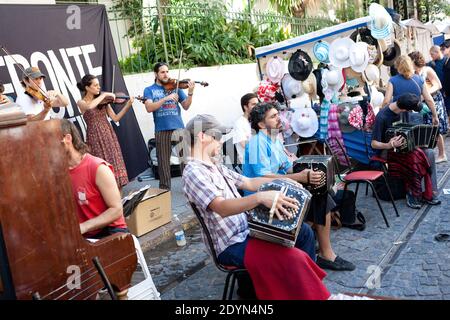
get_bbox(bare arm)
[371,136,404,150]
[79,164,123,235]
[180,81,195,111]
[144,93,178,113]
[26,104,51,121]
[382,82,393,107]
[422,85,438,125]
[208,191,298,220]
[48,90,69,108]
[425,67,442,95]
[239,176,275,192]
[106,97,134,122]
[77,92,113,114]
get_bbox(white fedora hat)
[349,42,369,73]
[265,56,285,84]
[291,107,319,138]
[362,64,380,85]
[329,37,355,68]
[281,73,303,100]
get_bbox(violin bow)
[175,49,183,97]
[111,64,116,93]
[0,45,50,101]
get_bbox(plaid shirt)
[182,158,249,256]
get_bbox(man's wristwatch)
[188,92,193,96]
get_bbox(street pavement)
[128,144,450,300]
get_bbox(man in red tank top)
[61,119,128,238]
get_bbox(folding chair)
[326,137,399,228]
[189,202,249,300]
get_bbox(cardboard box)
[124,188,172,237]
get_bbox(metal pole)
[156,0,169,63]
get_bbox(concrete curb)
[137,208,199,253]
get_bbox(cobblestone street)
[130,146,450,300]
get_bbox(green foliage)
[112,0,144,36]
[118,0,292,73]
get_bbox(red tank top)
[69,153,127,237]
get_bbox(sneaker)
[316,255,356,271]
[422,197,441,205]
[406,193,422,209]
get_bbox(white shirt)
[232,115,251,163]
[16,93,50,120]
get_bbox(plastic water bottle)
[173,214,186,247]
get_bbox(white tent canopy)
[255,16,372,58]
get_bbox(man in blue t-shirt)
[243,102,355,272]
[143,62,195,190]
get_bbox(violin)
[25,86,51,108]
[162,78,209,91]
[98,92,145,106]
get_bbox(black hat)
[397,93,422,112]
[312,68,325,103]
[382,40,401,67]
[288,49,313,81]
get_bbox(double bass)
[0,118,137,300]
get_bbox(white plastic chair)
[127,235,161,300]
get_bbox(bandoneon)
[386,123,439,153]
[292,155,335,195]
[248,179,312,247]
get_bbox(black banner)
[0,4,149,180]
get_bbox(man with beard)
[243,102,355,271]
[143,62,195,190]
[61,119,128,239]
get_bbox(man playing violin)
[143,62,195,190]
[16,67,69,121]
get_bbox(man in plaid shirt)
[182,114,316,271]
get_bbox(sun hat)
[313,41,330,64]
[291,106,319,138]
[302,73,317,101]
[265,56,285,84]
[349,41,370,73]
[329,37,355,68]
[281,73,303,100]
[362,64,380,85]
[288,49,313,81]
[322,66,345,93]
[369,3,393,40]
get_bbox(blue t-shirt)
[243,131,291,195]
[389,74,424,102]
[371,106,401,155]
[143,83,187,132]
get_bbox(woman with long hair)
[409,51,448,163]
[76,74,133,188]
[382,55,439,126]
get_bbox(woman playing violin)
[16,67,69,121]
[76,74,133,188]
[143,62,195,190]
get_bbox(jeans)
[217,223,316,268]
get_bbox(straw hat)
[350,27,384,67]
[329,37,355,68]
[362,64,380,85]
[302,73,317,101]
[369,3,393,40]
[370,86,384,108]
